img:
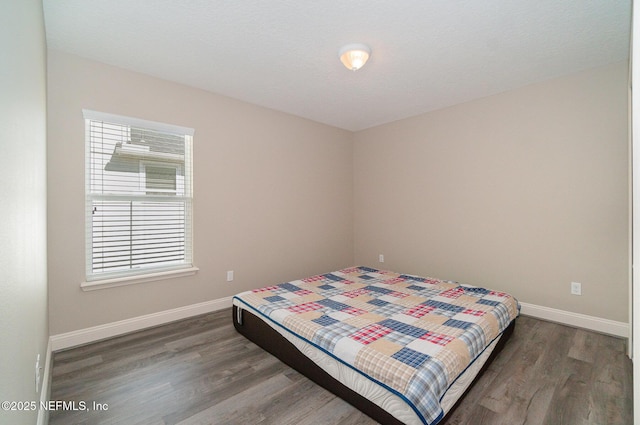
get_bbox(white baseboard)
[36,339,52,425]
[50,297,233,352]
[519,302,629,338]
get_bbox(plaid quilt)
[234,266,519,425]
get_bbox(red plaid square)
[420,331,454,346]
[302,275,324,283]
[440,287,465,298]
[462,309,486,316]
[389,291,409,298]
[350,324,392,344]
[404,304,435,318]
[341,267,359,274]
[294,289,313,296]
[252,286,279,293]
[383,277,406,285]
[343,288,370,298]
[343,307,366,316]
[287,302,323,313]
[489,291,508,297]
[424,278,440,285]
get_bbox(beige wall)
[48,49,628,333]
[47,50,354,334]
[354,62,629,322]
[0,0,49,423]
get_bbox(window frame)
[81,110,197,291]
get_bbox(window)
[143,163,178,195]
[83,110,195,287]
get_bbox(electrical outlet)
[35,354,41,393]
[379,254,384,263]
[226,270,234,282]
[570,281,582,296]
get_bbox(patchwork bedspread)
[233,266,519,425]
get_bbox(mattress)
[233,266,519,425]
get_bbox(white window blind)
[84,110,194,282]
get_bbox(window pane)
[89,121,186,196]
[91,200,186,274]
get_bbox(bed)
[232,266,519,425]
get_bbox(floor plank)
[49,310,632,425]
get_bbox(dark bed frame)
[233,305,516,425]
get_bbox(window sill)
[81,267,199,291]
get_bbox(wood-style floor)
[49,309,632,425]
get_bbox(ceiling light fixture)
[339,43,371,71]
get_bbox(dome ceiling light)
[339,43,371,71]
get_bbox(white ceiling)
[43,1,631,131]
